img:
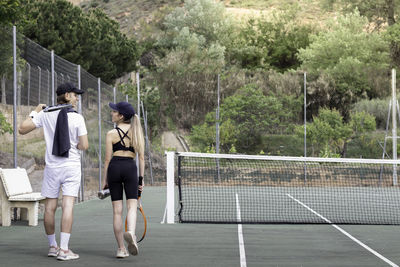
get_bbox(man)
[19,82,88,261]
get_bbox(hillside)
[75,0,338,39]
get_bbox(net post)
[392,68,397,186]
[166,151,175,224]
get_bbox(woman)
[102,101,145,258]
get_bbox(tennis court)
[0,185,400,267]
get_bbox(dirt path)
[161,131,188,152]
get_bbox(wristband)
[29,111,38,118]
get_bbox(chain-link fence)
[0,26,158,202]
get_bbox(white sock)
[60,232,71,251]
[47,234,57,247]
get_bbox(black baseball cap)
[56,82,84,96]
[109,101,136,119]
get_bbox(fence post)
[304,72,307,158]
[77,65,84,202]
[47,70,50,104]
[13,26,17,168]
[38,66,41,103]
[98,78,102,191]
[141,102,154,184]
[51,50,55,105]
[27,63,31,106]
[392,69,397,186]
[136,72,140,178]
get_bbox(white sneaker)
[57,249,79,261]
[116,248,129,258]
[123,231,138,255]
[48,246,59,257]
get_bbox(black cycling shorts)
[107,156,138,201]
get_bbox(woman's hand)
[102,181,108,190]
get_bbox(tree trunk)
[386,0,395,26]
[1,74,6,104]
[386,0,400,68]
[341,141,348,158]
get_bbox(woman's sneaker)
[57,249,79,261]
[116,248,129,258]
[123,231,138,255]
[48,246,59,257]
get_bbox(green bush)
[352,98,391,129]
[0,112,12,135]
[190,84,302,153]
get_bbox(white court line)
[235,193,247,267]
[160,203,167,224]
[287,194,399,267]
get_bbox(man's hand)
[34,104,46,113]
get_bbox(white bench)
[0,168,45,226]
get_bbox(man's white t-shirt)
[32,110,87,168]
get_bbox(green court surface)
[1,186,400,267]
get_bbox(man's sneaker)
[116,248,129,258]
[48,246,59,257]
[123,231,138,256]
[57,249,79,261]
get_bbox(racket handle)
[138,176,143,197]
[97,189,110,199]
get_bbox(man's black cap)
[56,82,84,96]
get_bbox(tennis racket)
[125,176,147,243]
[42,104,73,112]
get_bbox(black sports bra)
[112,127,135,153]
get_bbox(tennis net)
[175,152,400,224]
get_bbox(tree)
[233,9,312,71]
[322,0,397,28]
[296,108,376,157]
[190,84,302,153]
[0,0,24,26]
[298,11,390,119]
[161,0,235,49]
[155,37,225,129]
[21,0,139,83]
[323,0,400,68]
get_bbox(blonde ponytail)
[129,114,145,157]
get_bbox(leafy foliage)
[232,9,313,71]
[298,11,390,118]
[161,0,235,49]
[0,112,12,135]
[154,0,232,129]
[0,0,23,26]
[190,84,302,153]
[296,108,376,156]
[20,0,139,83]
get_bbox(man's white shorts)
[42,165,81,198]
